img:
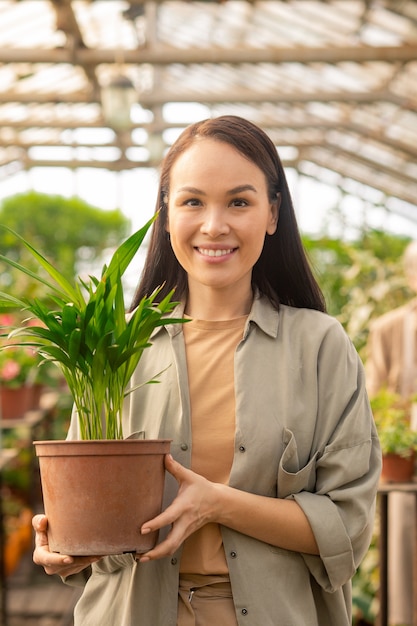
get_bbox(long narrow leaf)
[0,226,81,304]
[105,215,156,281]
[0,290,28,309]
[0,253,71,301]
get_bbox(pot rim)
[34,439,172,457]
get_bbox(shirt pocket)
[277,428,318,499]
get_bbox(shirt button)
[230,551,237,558]
[171,557,177,565]
[180,443,188,451]
[239,445,246,452]
[241,608,248,615]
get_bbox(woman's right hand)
[32,514,102,577]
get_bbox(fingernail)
[141,527,151,535]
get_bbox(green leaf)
[68,328,82,364]
[105,215,156,282]
[0,290,28,309]
[62,303,78,334]
[0,228,81,305]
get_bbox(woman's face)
[166,138,278,300]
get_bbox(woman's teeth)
[198,248,233,257]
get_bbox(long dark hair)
[130,115,326,313]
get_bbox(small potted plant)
[0,215,185,555]
[0,313,62,414]
[370,389,417,483]
[0,326,38,419]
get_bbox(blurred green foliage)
[304,229,412,358]
[0,191,130,300]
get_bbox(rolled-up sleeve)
[292,325,381,591]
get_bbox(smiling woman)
[32,115,381,626]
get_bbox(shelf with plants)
[1,482,32,577]
[0,448,18,625]
[0,388,67,601]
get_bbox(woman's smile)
[196,247,237,258]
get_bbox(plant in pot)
[0,215,185,555]
[0,321,39,418]
[370,389,417,483]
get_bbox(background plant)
[304,229,412,356]
[0,191,129,300]
[0,339,38,389]
[370,389,417,458]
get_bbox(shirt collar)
[160,291,279,340]
[244,292,279,339]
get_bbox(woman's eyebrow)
[176,184,257,195]
[227,184,257,195]
[177,186,205,195]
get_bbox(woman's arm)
[138,454,318,563]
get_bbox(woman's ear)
[267,193,281,235]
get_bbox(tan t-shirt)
[179,316,246,575]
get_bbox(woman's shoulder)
[278,304,356,355]
[254,297,348,347]
[279,302,341,330]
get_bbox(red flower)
[0,359,21,381]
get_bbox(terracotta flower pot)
[381,451,415,483]
[34,439,171,556]
[0,385,31,419]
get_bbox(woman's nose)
[200,207,229,237]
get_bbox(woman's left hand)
[137,454,219,562]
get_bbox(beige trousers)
[177,575,239,626]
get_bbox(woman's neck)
[185,285,253,321]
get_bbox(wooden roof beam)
[49,0,102,99]
[0,88,411,107]
[0,44,415,65]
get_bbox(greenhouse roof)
[0,0,416,221]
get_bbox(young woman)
[33,115,381,626]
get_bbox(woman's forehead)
[169,139,265,186]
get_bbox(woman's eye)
[185,198,202,207]
[231,198,248,207]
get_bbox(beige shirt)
[366,298,417,396]
[66,295,381,626]
[180,316,246,575]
